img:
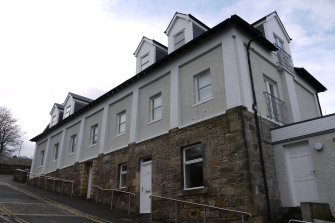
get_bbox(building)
[30,11,334,222]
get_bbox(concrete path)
[0,175,156,223]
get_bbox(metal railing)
[150,195,252,223]
[15,169,75,197]
[288,220,312,223]
[264,91,287,124]
[275,43,294,73]
[94,185,135,215]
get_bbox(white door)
[140,160,152,213]
[285,142,320,206]
[86,164,93,199]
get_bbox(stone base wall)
[37,106,282,223]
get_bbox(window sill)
[147,118,162,125]
[88,144,97,149]
[67,152,75,157]
[115,132,125,138]
[178,186,207,197]
[192,97,213,107]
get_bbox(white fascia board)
[271,114,335,143]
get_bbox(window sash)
[118,111,126,134]
[141,53,149,66]
[151,94,162,121]
[91,125,98,145]
[70,134,77,153]
[196,72,212,102]
[183,145,204,189]
[40,151,45,166]
[119,164,127,188]
[64,106,71,118]
[54,143,59,160]
[174,31,185,49]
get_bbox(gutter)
[247,39,273,223]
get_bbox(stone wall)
[37,106,281,222]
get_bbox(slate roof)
[69,92,93,103]
[294,67,327,93]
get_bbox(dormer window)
[141,53,150,70]
[274,34,284,50]
[174,30,185,50]
[64,106,71,118]
[51,115,57,126]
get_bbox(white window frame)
[264,78,280,121]
[174,30,185,49]
[150,93,162,122]
[119,163,127,189]
[117,111,126,136]
[183,144,204,190]
[195,70,212,103]
[51,115,57,126]
[40,150,45,167]
[90,124,98,146]
[141,53,150,69]
[64,106,71,118]
[274,34,284,50]
[69,134,77,154]
[53,143,59,160]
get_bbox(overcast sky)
[1,0,334,158]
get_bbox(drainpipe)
[247,39,273,223]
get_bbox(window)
[117,111,126,135]
[119,163,127,188]
[183,144,204,189]
[174,30,185,49]
[90,124,98,145]
[64,106,71,118]
[274,34,284,50]
[51,115,57,126]
[150,93,162,121]
[196,71,212,102]
[53,143,59,160]
[264,79,280,121]
[141,53,149,69]
[69,134,77,154]
[40,150,45,166]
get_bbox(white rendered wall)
[46,132,62,173]
[61,122,81,168]
[81,110,103,161]
[179,45,226,126]
[138,73,171,141]
[106,94,132,153]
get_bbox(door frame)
[86,163,93,199]
[284,142,319,206]
[140,158,152,214]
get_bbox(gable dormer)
[50,103,64,127]
[253,11,294,72]
[253,11,292,54]
[134,37,168,74]
[165,12,209,54]
[62,92,92,119]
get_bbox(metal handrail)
[15,169,75,197]
[150,194,252,223]
[288,220,312,223]
[94,185,135,215]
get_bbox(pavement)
[0,175,157,223]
